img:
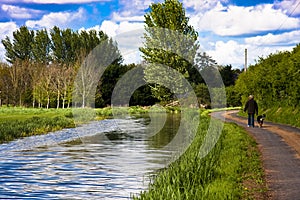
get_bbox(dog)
[257,114,266,128]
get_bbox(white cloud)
[1,4,43,19]
[245,30,300,46]
[111,12,144,22]
[25,7,86,29]
[84,20,145,64]
[0,22,18,61]
[119,0,154,12]
[183,0,228,12]
[96,20,144,37]
[0,21,18,38]
[203,37,295,68]
[23,0,111,4]
[109,0,151,23]
[206,40,246,67]
[275,0,300,16]
[190,2,300,36]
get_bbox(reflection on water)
[0,114,180,199]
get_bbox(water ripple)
[0,117,174,199]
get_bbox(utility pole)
[244,48,247,72]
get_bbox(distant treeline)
[0,25,126,108]
[0,25,242,108]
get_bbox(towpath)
[212,110,300,200]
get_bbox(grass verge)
[238,105,300,128]
[133,112,267,199]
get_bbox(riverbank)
[134,110,267,199]
[0,106,180,144]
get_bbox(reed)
[133,112,266,199]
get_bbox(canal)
[0,114,180,199]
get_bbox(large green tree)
[140,0,199,102]
[2,26,34,63]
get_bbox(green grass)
[238,105,300,128]
[0,107,76,143]
[0,107,71,122]
[0,105,182,144]
[133,112,266,199]
[261,106,300,128]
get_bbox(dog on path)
[257,114,266,128]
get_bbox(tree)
[50,26,65,64]
[219,65,241,87]
[32,29,52,65]
[140,0,199,102]
[2,26,34,64]
[73,37,123,108]
[0,25,124,108]
[0,63,12,105]
[234,46,300,109]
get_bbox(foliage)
[235,44,300,109]
[0,25,123,108]
[226,85,241,107]
[2,26,34,63]
[97,63,133,107]
[140,0,199,101]
[219,65,241,87]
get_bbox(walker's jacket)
[244,99,258,114]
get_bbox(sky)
[0,0,300,69]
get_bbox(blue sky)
[0,0,299,68]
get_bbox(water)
[0,115,179,199]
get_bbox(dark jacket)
[244,98,258,114]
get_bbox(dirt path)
[211,110,300,200]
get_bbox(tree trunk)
[62,90,67,109]
[56,90,60,109]
[47,96,50,109]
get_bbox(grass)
[261,106,300,128]
[238,105,300,128]
[0,107,76,143]
[133,111,267,199]
[0,105,183,144]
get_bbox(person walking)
[244,95,258,127]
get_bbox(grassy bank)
[0,105,181,144]
[134,113,266,199]
[0,107,75,143]
[239,106,300,128]
[261,106,300,128]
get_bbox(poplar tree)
[32,29,51,65]
[139,0,199,101]
[2,26,34,63]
